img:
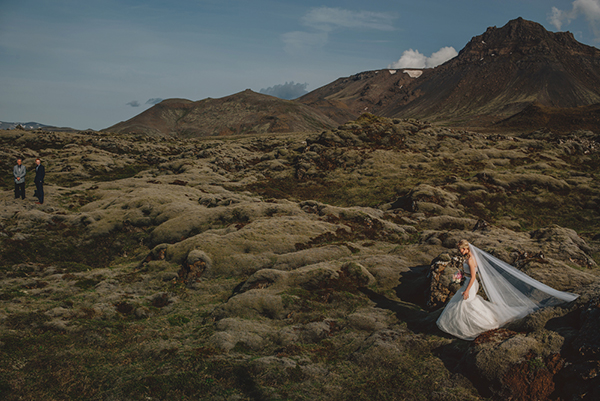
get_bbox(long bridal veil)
[469,243,579,326]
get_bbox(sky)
[1,0,600,130]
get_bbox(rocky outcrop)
[457,293,600,400]
[426,252,465,309]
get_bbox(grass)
[0,328,251,401]
[280,286,370,325]
[48,163,152,188]
[0,222,150,271]
[1,292,441,401]
[0,296,232,400]
[460,186,599,234]
[88,164,151,181]
[167,314,191,327]
[245,175,405,208]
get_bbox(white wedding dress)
[436,243,579,341]
[436,262,499,340]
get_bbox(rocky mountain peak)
[299,17,600,127]
[484,17,560,43]
[455,17,597,64]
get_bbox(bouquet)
[452,270,464,284]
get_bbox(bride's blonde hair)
[457,239,470,251]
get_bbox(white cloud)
[126,100,140,107]
[548,0,600,39]
[388,46,458,69]
[389,49,427,68]
[283,7,397,55]
[549,7,567,30]
[427,47,459,67]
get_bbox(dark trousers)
[14,183,25,199]
[35,182,44,203]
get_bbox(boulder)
[426,253,465,309]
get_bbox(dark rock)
[426,253,464,309]
[179,250,212,284]
[390,195,418,212]
[572,296,600,360]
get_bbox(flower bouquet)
[452,270,464,284]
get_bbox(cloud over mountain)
[387,46,458,69]
[146,98,163,105]
[259,82,308,100]
[126,100,140,107]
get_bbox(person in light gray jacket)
[14,157,26,199]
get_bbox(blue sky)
[1,0,599,130]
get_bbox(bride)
[436,239,579,340]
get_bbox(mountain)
[104,90,338,137]
[297,69,422,123]
[0,121,78,132]
[0,121,46,130]
[103,18,600,136]
[299,17,600,127]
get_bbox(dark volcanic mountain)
[300,17,600,126]
[104,90,337,137]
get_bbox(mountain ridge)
[103,17,600,136]
[0,121,78,132]
[104,90,338,137]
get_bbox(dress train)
[436,276,498,340]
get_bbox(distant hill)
[0,121,78,132]
[299,17,600,128]
[1,121,52,130]
[297,69,420,123]
[104,90,338,137]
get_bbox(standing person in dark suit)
[34,157,45,204]
[13,157,26,200]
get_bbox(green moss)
[74,279,101,290]
[0,223,150,271]
[460,188,598,233]
[528,357,546,372]
[244,175,404,208]
[167,314,191,327]
[89,164,151,181]
[56,261,93,273]
[4,312,49,331]
[0,288,28,301]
